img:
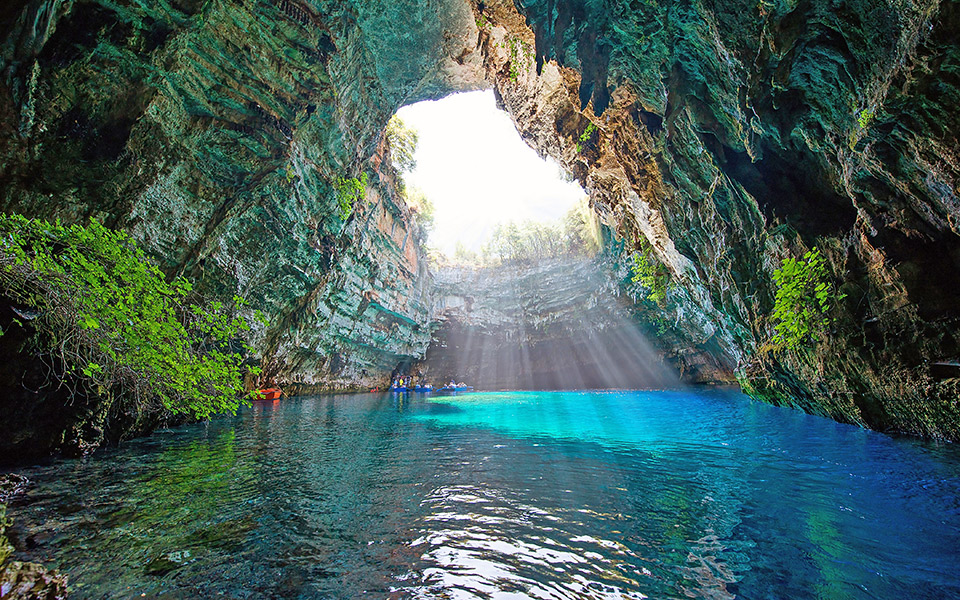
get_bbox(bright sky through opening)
[395,90,586,255]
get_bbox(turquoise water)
[5,390,960,599]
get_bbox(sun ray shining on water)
[392,91,675,392]
[423,257,679,391]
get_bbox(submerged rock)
[0,503,68,600]
[0,561,68,600]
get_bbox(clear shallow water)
[5,390,960,599]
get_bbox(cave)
[1,0,960,596]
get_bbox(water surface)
[5,390,960,599]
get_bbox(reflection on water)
[4,391,960,599]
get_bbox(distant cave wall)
[471,0,960,438]
[3,0,959,439]
[0,0,487,391]
[420,257,700,390]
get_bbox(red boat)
[255,387,282,400]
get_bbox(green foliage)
[848,107,876,150]
[454,242,479,264]
[577,122,598,153]
[475,13,490,29]
[386,116,418,173]
[475,199,600,266]
[406,186,435,232]
[771,246,844,350]
[0,215,263,419]
[503,37,533,81]
[334,173,368,221]
[630,248,669,306]
[563,197,602,256]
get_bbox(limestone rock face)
[476,0,960,438]
[1,0,958,441]
[0,0,485,392]
[422,257,693,390]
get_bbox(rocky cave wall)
[472,0,960,438]
[0,0,487,394]
[1,0,959,441]
[422,256,721,390]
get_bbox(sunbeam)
[422,257,678,391]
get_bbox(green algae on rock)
[479,0,960,438]
[0,0,958,441]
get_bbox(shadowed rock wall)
[474,0,960,438]
[0,0,486,392]
[421,257,695,390]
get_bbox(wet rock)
[1,0,958,440]
[0,561,68,600]
[0,475,29,504]
[0,504,68,600]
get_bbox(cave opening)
[389,90,678,391]
[392,89,584,258]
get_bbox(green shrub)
[386,116,418,173]
[630,249,668,306]
[406,186,435,233]
[576,123,597,153]
[498,37,533,81]
[0,215,263,419]
[771,246,844,350]
[334,173,368,221]
[476,201,600,266]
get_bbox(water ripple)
[3,391,960,599]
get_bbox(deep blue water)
[5,390,960,599]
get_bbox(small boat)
[255,387,282,400]
[414,385,434,392]
[390,386,411,393]
[437,386,473,392]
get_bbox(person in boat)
[448,380,455,388]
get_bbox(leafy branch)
[0,215,264,420]
[334,173,369,221]
[770,246,845,350]
[577,122,598,153]
[630,248,669,306]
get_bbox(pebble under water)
[5,390,960,599]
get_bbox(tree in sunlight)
[477,198,600,266]
[386,115,419,173]
[406,186,435,232]
[562,198,601,255]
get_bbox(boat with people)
[390,376,414,393]
[437,381,473,393]
[390,375,437,393]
